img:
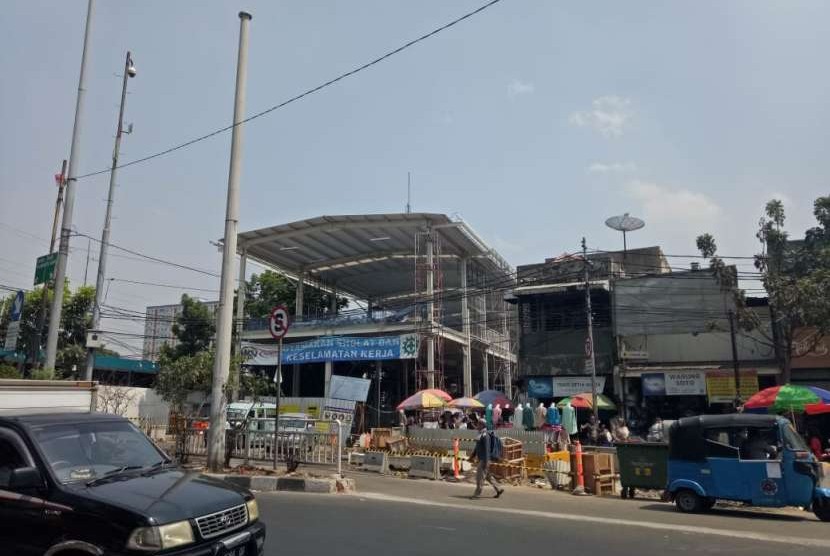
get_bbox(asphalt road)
[257,472,830,555]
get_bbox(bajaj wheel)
[675,489,703,513]
[814,504,830,522]
[702,497,716,511]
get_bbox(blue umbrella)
[474,389,511,408]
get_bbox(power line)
[72,232,219,278]
[73,0,506,181]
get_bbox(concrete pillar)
[324,360,332,398]
[295,270,305,321]
[460,258,472,397]
[375,360,382,427]
[483,351,489,391]
[330,283,338,315]
[292,364,301,396]
[425,232,435,389]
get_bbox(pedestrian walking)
[469,421,504,499]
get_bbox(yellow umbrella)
[397,391,447,410]
[448,396,485,409]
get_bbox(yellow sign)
[706,371,759,403]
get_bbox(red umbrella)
[422,388,453,402]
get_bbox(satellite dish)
[605,213,645,253]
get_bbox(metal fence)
[406,427,549,455]
[184,418,343,474]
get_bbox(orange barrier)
[572,441,587,495]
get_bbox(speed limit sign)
[269,305,290,339]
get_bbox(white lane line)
[359,492,829,548]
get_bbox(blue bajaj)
[666,414,830,521]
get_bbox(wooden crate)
[501,437,523,461]
[370,428,397,449]
[491,457,525,482]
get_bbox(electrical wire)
[73,0,506,181]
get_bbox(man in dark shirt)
[469,421,504,499]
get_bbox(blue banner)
[242,334,419,365]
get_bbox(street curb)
[208,473,356,494]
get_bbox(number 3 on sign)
[269,305,290,340]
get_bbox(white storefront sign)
[664,370,706,396]
[552,376,607,397]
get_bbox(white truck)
[0,378,98,414]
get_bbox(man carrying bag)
[469,421,505,499]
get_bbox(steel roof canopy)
[236,213,514,300]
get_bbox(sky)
[1,0,829,357]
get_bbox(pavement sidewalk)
[340,467,829,545]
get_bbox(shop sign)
[552,376,606,397]
[706,370,759,403]
[527,377,554,398]
[642,371,707,396]
[241,334,418,365]
[791,328,830,369]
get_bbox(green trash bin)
[615,442,668,499]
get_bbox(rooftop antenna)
[604,213,645,254]
[406,172,412,214]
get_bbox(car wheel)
[814,504,830,522]
[675,489,703,513]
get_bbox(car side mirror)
[9,467,44,490]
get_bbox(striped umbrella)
[396,391,447,411]
[744,384,830,414]
[423,388,453,402]
[448,396,485,409]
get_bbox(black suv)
[0,412,265,556]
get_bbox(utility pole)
[85,51,137,380]
[45,0,95,372]
[728,310,742,408]
[83,239,91,285]
[582,237,598,422]
[32,161,67,370]
[208,11,252,472]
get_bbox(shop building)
[511,247,669,402]
[615,271,779,423]
[236,213,517,425]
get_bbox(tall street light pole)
[85,51,137,380]
[208,11,252,472]
[45,0,95,372]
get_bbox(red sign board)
[269,305,290,340]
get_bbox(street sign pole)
[268,304,289,470]
[274,336,282,470]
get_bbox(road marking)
[359,492,830,548]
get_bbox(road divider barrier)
[409,455,441,480]
[363,451,389,474]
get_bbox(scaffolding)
[414,229,444,391]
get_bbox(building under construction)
[236,213,516,421]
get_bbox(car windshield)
[31,420,164,484]
[782,423,810,451]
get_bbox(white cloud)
[507,79,535,98]
[569,95,632,137]
[624,180,722,244]
[587,161,638,174]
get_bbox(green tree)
[697,195,830,384]
[162,294,216,360]
[242,270,346,320]
[0,282,100,375]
